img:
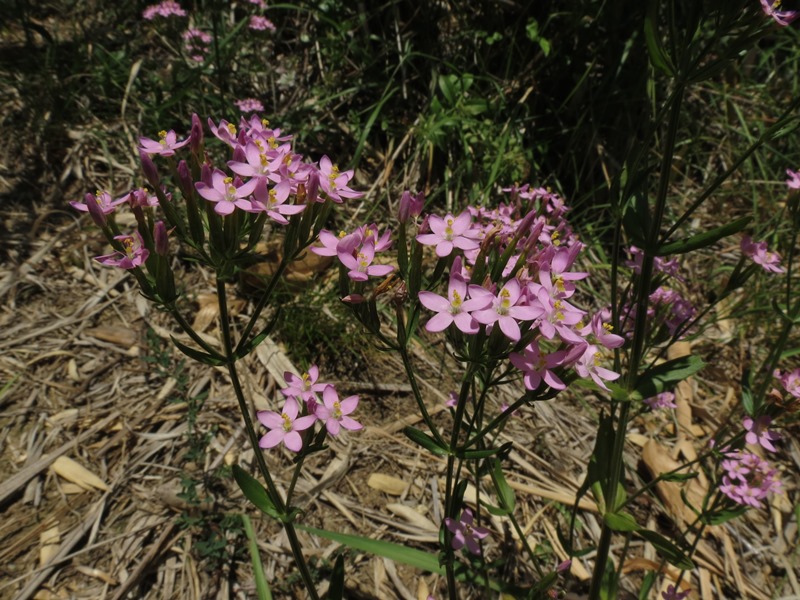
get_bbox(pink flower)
[257,400,316,452]
[444,508,489,555]
[574,344,620,391]
[418,263,492,334]
[70,190,127,219]
[195,169,258,215]
[775,368,800,398]
[743,415,780,452]
[338,240,395,282]
[644,391,677,410]
[315,385,362,436]
[471,278,544,341]
[282,366,327,403]
[510,341,567,391]
[311,229,353,257]
[760,0,800,26]
[95,232,150,269]
[578,312,625,349]
[142,0,187,20]
[318,156,363,202]
[662,585,690,600]
[250,178,304,224]
[235,98,266,112]
[416,212,481,258]
[139,130,190,157]
[741,235,785,274]
[786,168,800,189]
[249,16,276,31]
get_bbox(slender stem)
[215,278,320,600]
[398,343,447,447]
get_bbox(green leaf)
[701,506,748,526]
[660,471,698,483]
[490,459,516,513]
[403,427,449,456]
[460,444,508,460]
[232,465,281,521]
[604,511,640,532]
[241,514,273,600]
[622,192,651,249]
[438,74,456,106]
[657,217,750,256]
[328,554,345,600]
[298,525,443,573]
[638,530,694,570]
[170,336,226,366]
[643,1,675,76]
[635,355,705,399]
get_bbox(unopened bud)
[154,220,169,256]
[398,190,424,223]
[341,294,366,305]
[305,171,320,203]
[139,149,160,187]
[85,193,107,227]
[190,113,204,155]
[176,160,193,197]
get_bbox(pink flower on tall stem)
[510,341,567,391]
[282,365,327,403]
[471,278,544,342]
[338,240,395,281]
[250,179,304,224]
[786,168,800,189]
[318,156,363,202]
[257,400,316,452]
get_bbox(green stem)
[216,278,320,600]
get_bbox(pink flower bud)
[139,149,160,187]
[85,192,107,227]
[341,294,366,304]
[190,113,204,154]
[398,190,424,223]
[305,170,320,203]
[176,160,193,196]
[154,220,170,255]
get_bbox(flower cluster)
[182,28,212,63]
[142,0,187,20]
[775,367,800,398]
[644,391,677,410]
[257,366,362,452]
[719,449,782,507]
[403,188,623,393]
[249,15,276,31]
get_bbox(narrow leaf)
[491,459,516,513]
[328,554,345,600]
[658,216,750,256]
[403,427,449,456]
[635,355,705,399]
[170,336,226,366]
[604,511,641,532]
[638,530,694,570]
[241,514,273,600]
[232,465,281,520]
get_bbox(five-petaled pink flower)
[251,178,304,224]
[139,130,190,157]
[416,211,481,258]
[741,235,785,274]
[418,261,491,334]
[315,385,362,436]
[510,341,567,391]
[195,168,258,215]
[257,400,316,452]
[338,240,395,282]
[282,365,327,403]
[786,168,800,189]
[471,278,544,341]
[743,415,780,452]
[95,232,150,269]
[444,508,489,555]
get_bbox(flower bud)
[85,192,107,227]
[139,149,160,188]
[154,220,170,256]
[398,190,424,223]
[176,160,193,197]
[190,113,204,155]
[305,170,320,204]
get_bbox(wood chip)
[385,503,438,533]
[39,525,60,566]
[84,325,138,347]
[368,473,408,496]
[50,456,109,491]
